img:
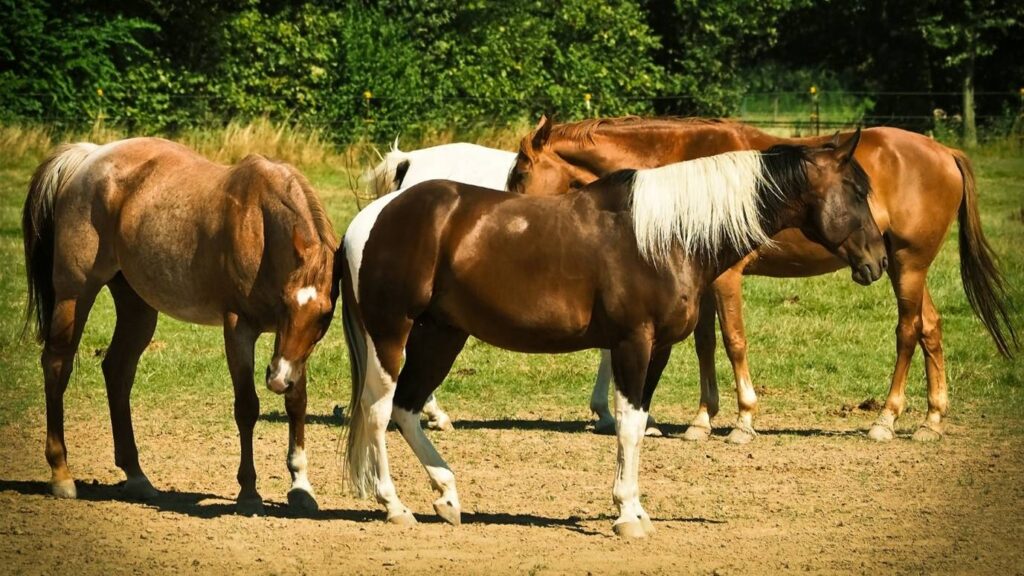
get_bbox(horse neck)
[703,186,805,280]
[553,120,753,175]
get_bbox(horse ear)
[829,131,841,147]
[834,127,862,164]
[530,114,553,150]
[292,225,312,261]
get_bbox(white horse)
[361,142,517,430]
[360,141,657,435]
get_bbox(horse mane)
[629,146,812,266]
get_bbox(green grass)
[0,136,1021,434]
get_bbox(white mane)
[630,150,783,265]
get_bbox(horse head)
[265,189,338,395]
[789,129,887,285]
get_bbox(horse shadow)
[258,410,863,439]
[0,478,722,534]
[0,478,375,522]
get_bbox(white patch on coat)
[506,216,529,234]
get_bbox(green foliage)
[0,0,156,125]
[1,0,1021,142]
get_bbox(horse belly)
[435,282,594,354]
[116,217,225,326]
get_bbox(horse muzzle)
[265,360,298,394]
[849,254,887,286]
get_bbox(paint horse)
[341,132,886,537]
[507,116,1017,443]
[23,138,340,514]
[364,141,517,430]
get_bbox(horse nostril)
[881,256,889,270]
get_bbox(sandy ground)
[1,403,1022,576]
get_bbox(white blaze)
[295,286,318,306]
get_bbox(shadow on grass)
[259,410,341,426]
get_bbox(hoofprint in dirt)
[1,404,1022,575]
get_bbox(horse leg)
[868,264,926,442]
[222,313,264,515]
[392,318,469,525]
[284,374,318,513]
[912,286,947,442]
[589,349,616,434]
[590,348,660,436]
[683,295,719,441]
[609,334,654,538]
[103,275,159,500]
[361,330,416,524]
[712,270,758,445]
[42,287,101,498]
[421,394,453,432]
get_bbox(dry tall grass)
[0,116,535,172]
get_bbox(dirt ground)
[1,404,1022,576]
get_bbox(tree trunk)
[962,49,978,148]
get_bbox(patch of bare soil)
[1,404,1022,575]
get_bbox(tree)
[919,0,1023,146]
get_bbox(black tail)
[954,151,1018,357]
[22,143,96,343]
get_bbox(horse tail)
[339,239,374,498]
[22,142,98,343]
[953,150,1018,357]
[364,144,411,199]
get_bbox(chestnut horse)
[506,116,1016,443]
[23,138,339,514]
[341,134,885,537]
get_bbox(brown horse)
[341,134,885,537]
[22,138,339,514]
[507,116,1016,443]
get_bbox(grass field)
[0,130,1022,573]
[1,136,1020,432]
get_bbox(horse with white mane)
[341,134,885,536]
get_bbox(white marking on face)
[267,358,294,393]
[295,286,318,306]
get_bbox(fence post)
[809,85,819,136]
[584,93,592,118]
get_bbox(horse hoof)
[287,488,319,514]
[640,515,656,535]
[592,417,616,435]
[613,520,647,539]
[387,509,417,525]
[644,426,663,437]
[123,476,159,501]
[236,496,266,517]
[426,415,454,432]
[726,427,756,445]
[867,424,895,442]
[682,425,711,442]
[912,425,942,443]
[51,479,77,499]
[433,498,462,526]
